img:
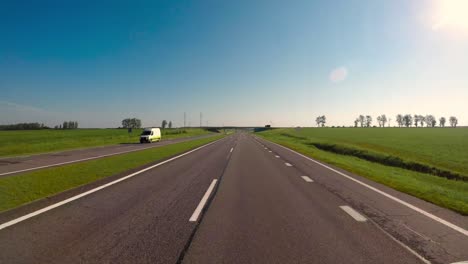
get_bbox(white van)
[140,128,161,143]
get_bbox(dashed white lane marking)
[301,176,314,182]
[285,163,293,167]
[189,179,218,222]
[264,147,268,150]
[268,150,272,153]
[0,138,226,231]
[340,206,367,222]
[275,155,280,158]
[230,147,234,153]
[263,139,468,237]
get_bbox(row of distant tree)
[0,121,79,130]
[352,114,458,128]
[53,121,79,129]
[161,120,173,129]
[121,118,142,129]
[395,114,457,128]
[0,123,48,130]
[121,118,174,129]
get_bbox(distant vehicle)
[140,127,161,143]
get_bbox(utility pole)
[200,112,202,128]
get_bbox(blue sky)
[1,0,467,127]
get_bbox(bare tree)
[439,117,446,127]
[354,118,359,127]
[449,116,458,127]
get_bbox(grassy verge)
[257,131,468,215]
[0,128,213,158]
[0,134,224,212]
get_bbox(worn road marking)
[264,138,468,237]
[189,179,218,222]
[301,176,314,182]
[0,138,226,231]
[340,206,367,222]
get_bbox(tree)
[315,116,322,127]
[315,115,326,127]
[359,115,365,127]
[168,121,172,129]
[418,115,425,127]
[365,115,372,127]
[449,116,458,127]
[121,118,141,129]
[425,115,436,127]
[403,114,412,127]
[354,118,359,128]
[439,117,446,127]
[63,121,68,129]
[162,120,168,129]
[396,114,403,127]
[376,114,387,127]
[320,115,326,127]
[413,115,420,127]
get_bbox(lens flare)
[433,0,468,31]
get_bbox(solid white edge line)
[340,205,367,222]
[262,138,468,237]
[0,137,226,231]
[301,176,314,182]
[0,137,209,176]
[189,179,218,222]
[368,216,431,264]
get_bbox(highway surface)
[0,132,466,264]
[0,134,215,177]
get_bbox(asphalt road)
[0,132,466,264]
[0,133,215,177]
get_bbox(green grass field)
[0,134,224,212]
[0,128,212,158]
[257,128,468,215]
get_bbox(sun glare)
[433,0,468,31]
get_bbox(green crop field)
[257,128,468,214]
[0,128,213,158]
